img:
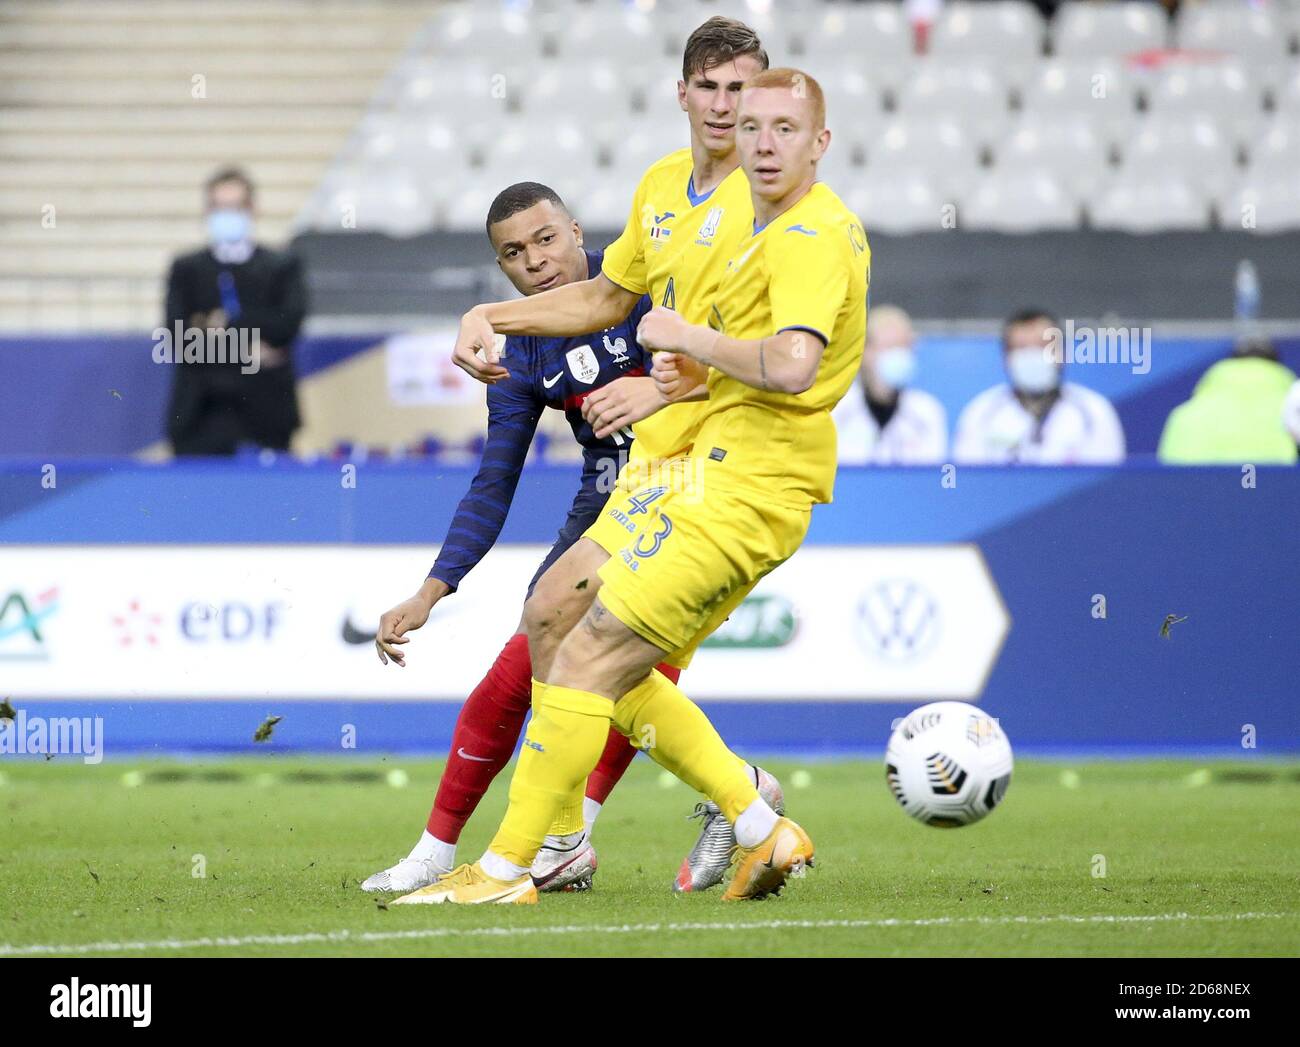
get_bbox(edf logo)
[181,601,285,642]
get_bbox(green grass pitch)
[2,756,1298,957]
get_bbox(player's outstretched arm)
[638,306,824,395]
[452,274,642,385]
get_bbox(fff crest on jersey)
[566,344,600,385]
[602,333,630,366]
[695,206,725,246]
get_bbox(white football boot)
[530,831,598,892]
[360,856,450,894]
[672,765,785,893]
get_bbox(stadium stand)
[0,0,429,331]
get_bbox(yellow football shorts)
[589,473,810,669]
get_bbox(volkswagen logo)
[856,579,940,662]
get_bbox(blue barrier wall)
[1,460,1296,757]
[4,334,1295,456]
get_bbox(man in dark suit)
[164,167,307,455]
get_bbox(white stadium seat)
[545,6,671,63]
[1246,116,1300,181]
[844,171,949,235]
[321,173,436,237]
[798,2,915,86]
[1116,114,1240,198]
[1142,61,1263,146]
[1090,174,1209,232]
[1052,1,1168,60]
[1017,59,1138,148]
[525,63,637,122]
[997,113,1112,199]
[422,5,546,63]
[481,121,596,190]
[867,116,982,198]
[960,168,1081,232]
[1216,179,1300,234]
[1175,5,1292,66]
[894,62,1013,147]
[929,1,1045,64]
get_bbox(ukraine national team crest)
[695,206,725,246]
[565,344,600,384]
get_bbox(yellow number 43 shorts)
[584,469,810,669]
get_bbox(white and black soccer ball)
[884,701,1013,828]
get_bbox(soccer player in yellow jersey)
[394,18,783,902]
[398,67,869,905]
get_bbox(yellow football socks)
[613,669,758,822]
[490,679,613,868]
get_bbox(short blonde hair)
[741,67,825,129]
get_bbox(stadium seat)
[996,113,1112,200]
[894,61,1013,148]
[816,143,865,200]
[526,63,638,122]
[843,171,948,235]
[1051,1,1168,60]
[320,173,436,237]
[484,120,597,181]
[960,168,1081,232]
[1246,115,1300,182]
[798,3,915,91]
[1116,114,1239,198]
[867,117,982,198]
[1142,60,1263,147]
[1275,65,1300,120]
[1017,59,1137,149]
[544,6,671,63]
[424,5,546,63]
[929,1,1045,65]
[1174,4,1291,67]
[1089,174,1209,232]
[1216,178,1300,234]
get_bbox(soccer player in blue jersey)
[362,182,680,895]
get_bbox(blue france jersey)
[429,250,654,592]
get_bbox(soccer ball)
[884,701,1013,828]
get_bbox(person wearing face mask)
[953,308,1125,465]
[831,304,947,464]
[164,166,307,456]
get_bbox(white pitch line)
[2,911,1296,956]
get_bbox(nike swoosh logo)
[342,617,376,645]
[457,747,493,762]
[543,372,563,389]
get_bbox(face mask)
[1006,347,1060,395]
[208,209,252,245]
[874,346,916,390]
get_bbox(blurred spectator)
[953,308,1126,464]
[1158,337,1299,464]
[832,304,947,464]
[1284,379,1300,456]
[165,167,307,456]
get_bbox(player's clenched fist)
[651,352,706,403]
[452,305,510,384]
[635,305,692,352]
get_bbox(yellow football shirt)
[692,181,870,506]
[601,148,754,473]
